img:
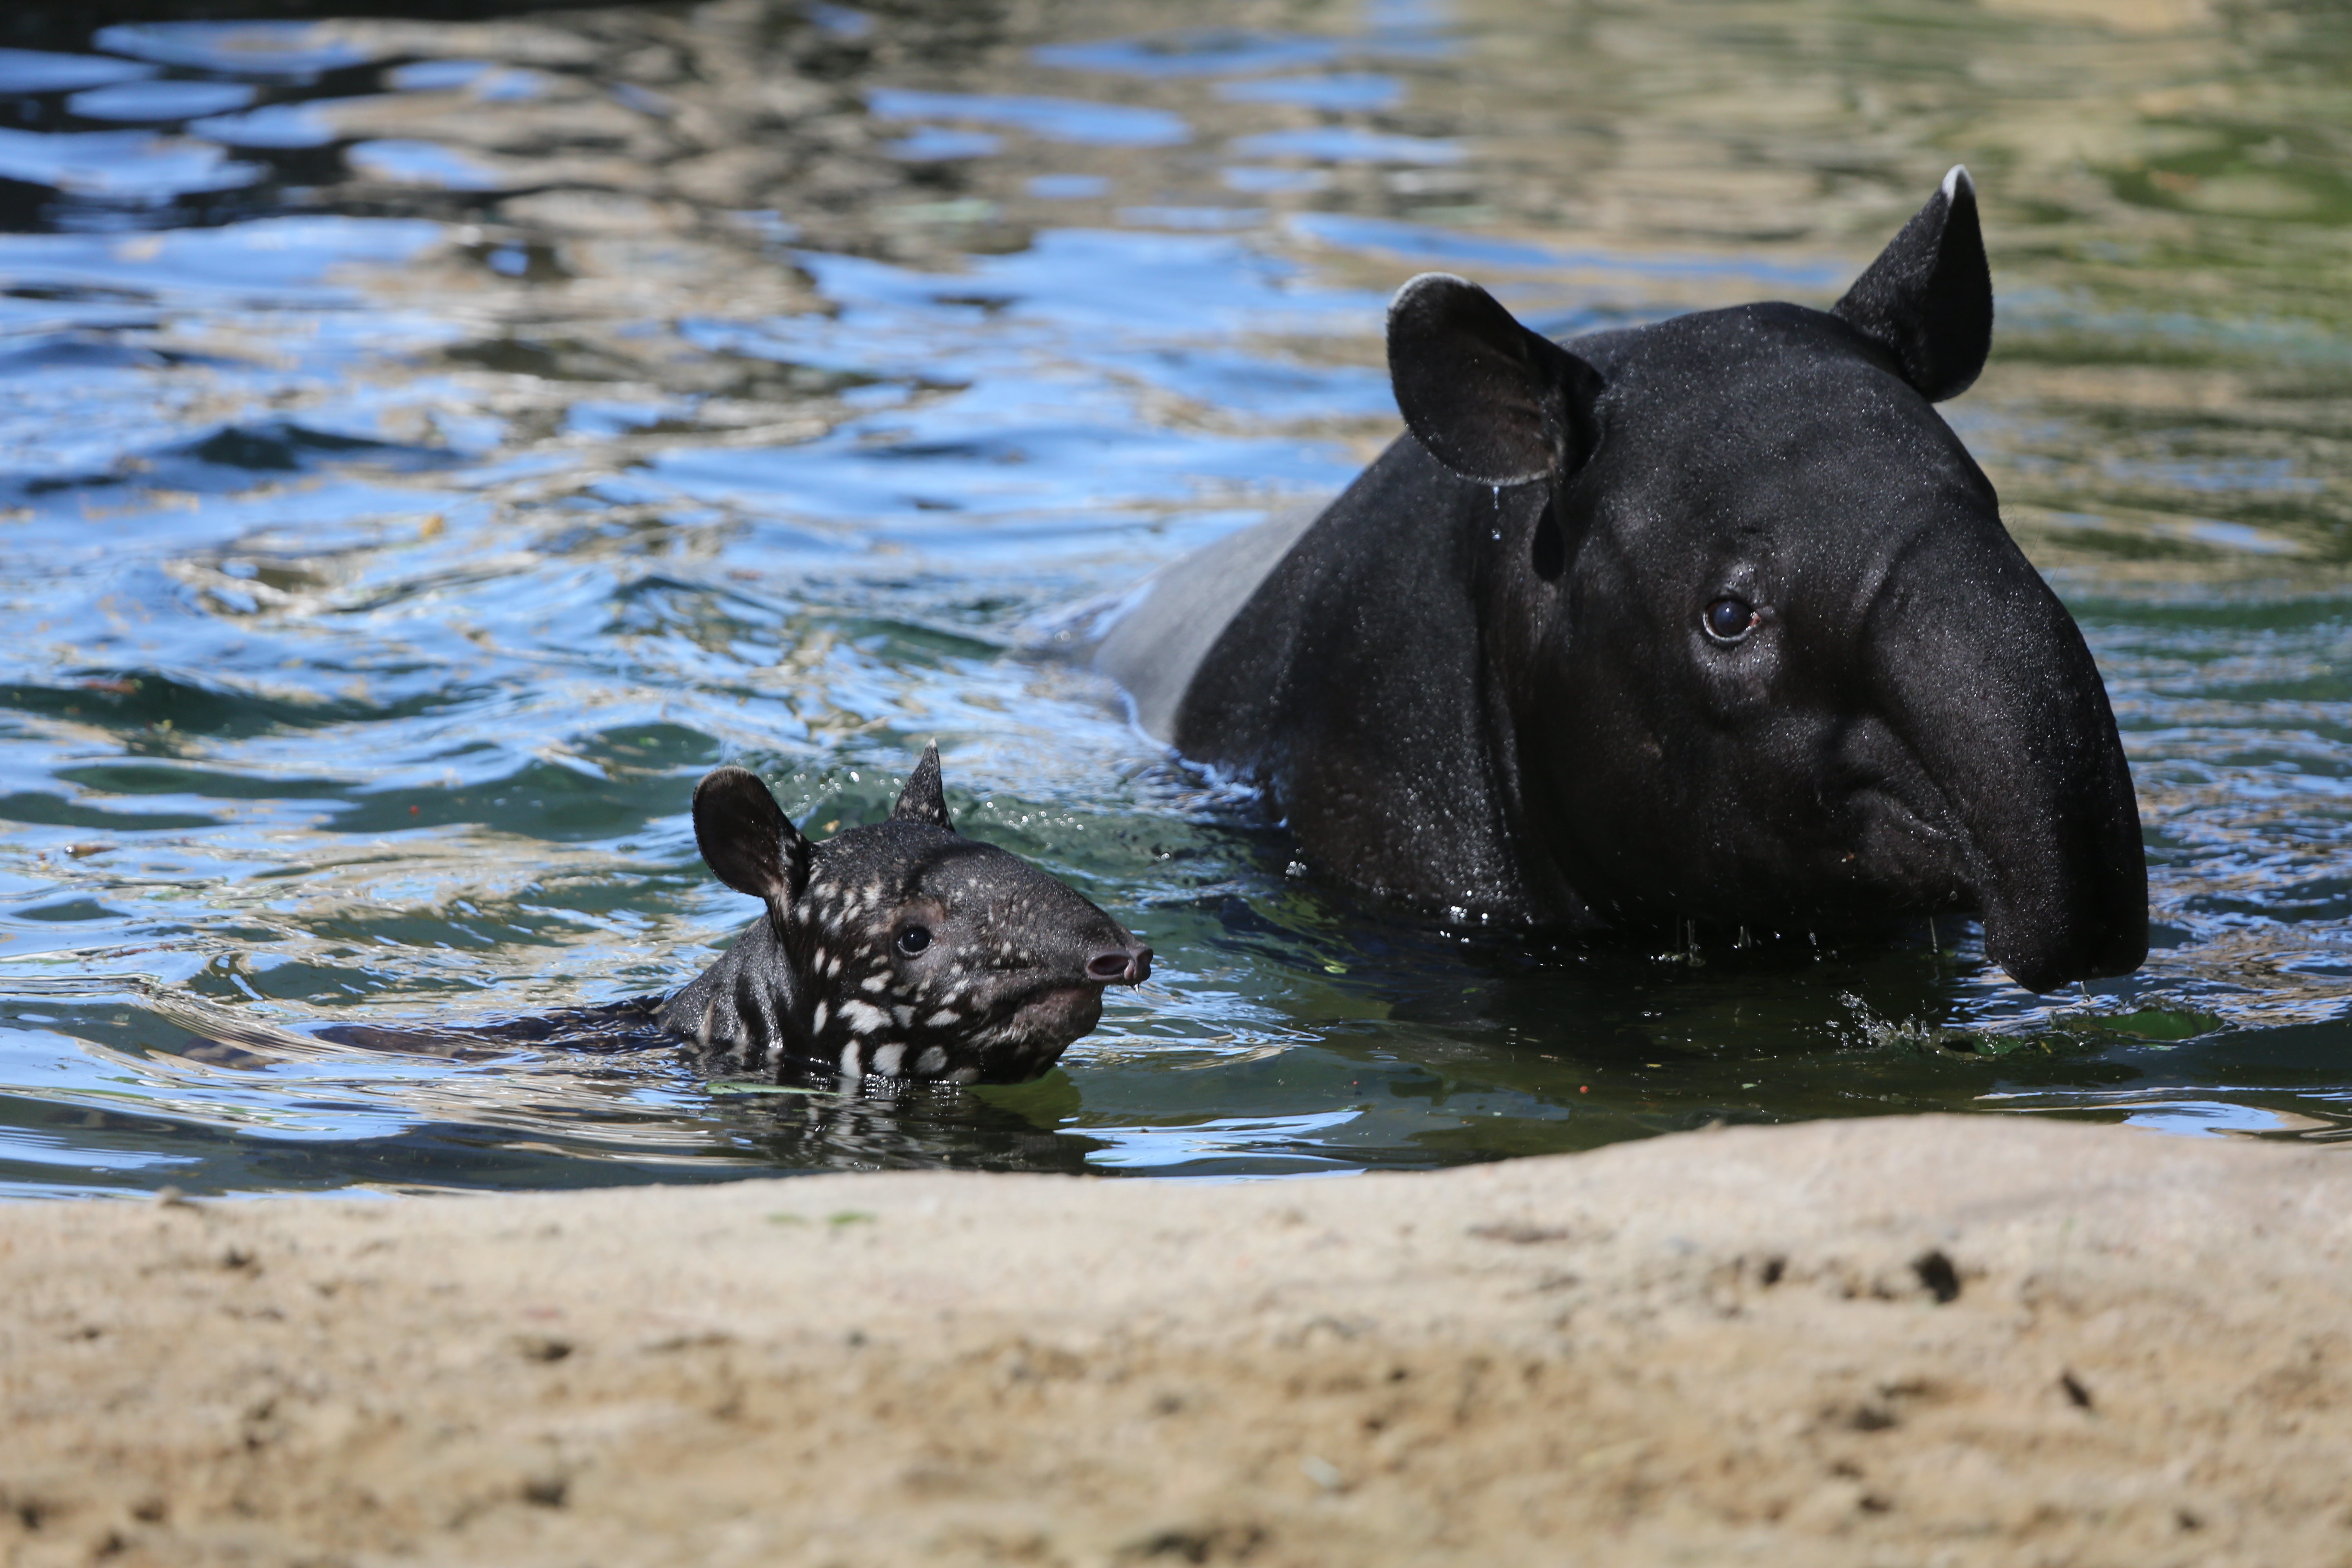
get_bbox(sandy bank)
[3,1115,2348,1567]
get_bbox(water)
[2,0,2350,1196]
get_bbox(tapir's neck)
[1471,481,1606,929]
[656,915,816,1074]
[1171,439,1584,923]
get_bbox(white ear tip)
[1389,271,1473,313]
[1941,164,1972,201]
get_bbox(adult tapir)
[1095,169,2146,992]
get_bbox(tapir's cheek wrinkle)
[1531,496,1566,579]
[1704,597,1760,643]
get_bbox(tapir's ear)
[890,742,955,832]
[1387,273,1604,487]
[692,765,811,913]
[1831,166,1993,402]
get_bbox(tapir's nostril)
[1087,944,1152,985]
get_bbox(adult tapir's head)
[1387,168,2145,991]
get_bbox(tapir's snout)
[1982,873,2146,994]
[1087,940,1152,986]
[1966,726,2148,993]
[1869,537,2148,993]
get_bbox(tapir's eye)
[895,925,932,957]
[1703,597,1759,644]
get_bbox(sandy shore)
[3,1115,2349,1567]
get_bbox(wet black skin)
[657,746,1152,1085]
[1107,169,2145,991]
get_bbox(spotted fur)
[657,745,1151,1085]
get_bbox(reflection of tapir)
[1097,169,2145,992]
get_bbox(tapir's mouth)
[1008,984,1104,1045]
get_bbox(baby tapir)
[657,746,1151,1085]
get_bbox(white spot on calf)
[839,1042,862,1078]
[842,999,889,1036]
[945,1066,981,1085]
[924,1009,961,1028]
[861,973,889,993]
[915,1046,948,1075]
[873,1042,904,1076]
[812,1001,830,1033]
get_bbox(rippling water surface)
[3,0,2350,1195]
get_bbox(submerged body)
[1097,170,2146,991]
[657,748,1151,1085]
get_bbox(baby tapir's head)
[660,745,1151,1086]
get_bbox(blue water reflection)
[67,80,256,122]
[867,89,1189,147]
[1216,74,1404,111]
[0,127,263,200]
[1033,31,1344,79]
[1228,127,1461,165]
[0,50,158,94]
[90,22,381,77]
